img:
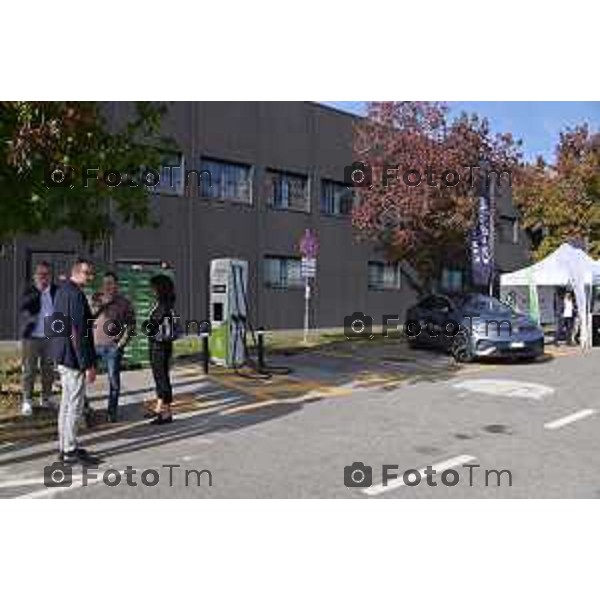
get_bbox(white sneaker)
[21,400,33,417]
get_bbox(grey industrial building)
[0,101,530,339]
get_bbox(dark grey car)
[405,293,545,362]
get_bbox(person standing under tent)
[562,290,576,346]
[553,289,564,346]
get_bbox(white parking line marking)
[363,454,478,497]
[453,379,554,400]
[17,488,61,499]
[0,477,44,489]
[15,471,126,499]
[544,409,596,430]
[14,476,87,499]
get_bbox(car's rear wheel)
[452,332,474,363]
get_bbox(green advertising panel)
[85,261,175,369]
[118,262,175,368]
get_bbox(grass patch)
[0,351,21,391]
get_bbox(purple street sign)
[299,228,319,259]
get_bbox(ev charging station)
[209,258,249,367]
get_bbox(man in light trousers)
[49,258,98,466]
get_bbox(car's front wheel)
[452,332,474,363]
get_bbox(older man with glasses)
[19,261,58,416]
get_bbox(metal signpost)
[299,229,319,344]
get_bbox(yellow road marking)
[545,348,580,358]
[220,399,280,415]
[458,363,498,374]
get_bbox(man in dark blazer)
[50,258,98,465]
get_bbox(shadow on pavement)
[95,402,303,461]
[0,396,304,468]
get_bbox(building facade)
[0,101,530,339]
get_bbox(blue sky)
[322,101,600,164]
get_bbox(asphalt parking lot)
[0,340,595,498]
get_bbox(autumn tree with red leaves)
[513,124,600,261]
[352,101,522,290]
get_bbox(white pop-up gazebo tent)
[500,243,600,348]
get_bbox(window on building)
[321,180,355,216]
[199,158,252,204]
[440,268,464,292]
[151,152,185,196]
[368,261,402,291]
[264,256,304,290]
[266,170,309,212]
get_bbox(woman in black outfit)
[148,274,176,425]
